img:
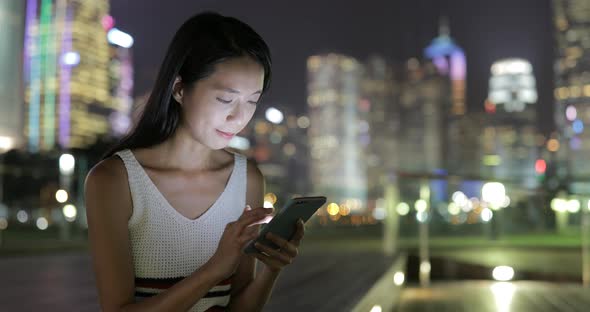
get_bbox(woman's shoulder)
[85,155,130,204]
[223,148,263,179]
[85,155,133,220]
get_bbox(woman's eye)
[216,98,232,104]
[248,101,258,105]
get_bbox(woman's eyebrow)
[214,85,262,95]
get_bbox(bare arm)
[227,160,281,312]
[86,157,266,312]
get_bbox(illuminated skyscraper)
[552,0,590,183]
[0,0,26,151]
[424,17,467,116]
[23,0,131,152]
[228,107,311,200]
[307,54,367,211]
[107,26,134,137]
[362,55,398,198]
[483,58,540,187]
[447,113,485,176]
[397,59,450,173]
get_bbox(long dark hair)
[103,12,272,159]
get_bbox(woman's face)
[177,56,264,150]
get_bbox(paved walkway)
[397,281,590,312]
[0,249,395,311]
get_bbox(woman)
[85,12,304,311]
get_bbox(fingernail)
[246,205,252,211]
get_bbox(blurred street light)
[396,202,410,216]
[482,182,506,210]
[567,199,581,213]
[552,194,576,235]
[414,199,428,212]
[481,208,494,222]
[369,306,382,312]
[17,210,28,223]
[393,272,405,286]
[36,217,49,230]
[59,154,75,175]
[59,154,75,241]
[482,182,507,240]
[55,189,68,203]
[62,204,77,222]
[492,266,515,281]
[265,107,284,124]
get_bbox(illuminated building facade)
[0,1,26,151]
[552,0,590,182]
[23,0,131,152]
[397,59,450,174]
[307,54,367,211]
[230,107,311,201]
[107,26,134,137]
[482,59,540,188]
[363,55,398,198]
[447,113,485,176]
[424,18,467,116]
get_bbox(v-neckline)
[126,149,237,224]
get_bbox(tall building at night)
[307,54,367,211]
[107,26,134,137]
[229,107,311,201]
[397,59,450,174]
[362,55,398,199]
[23,0,132,152]
[447,113,484,176]
[424,17,467,116]
[0,0,26,151]
[552,0,590,184]
[483,58,540,188]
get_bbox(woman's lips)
[216,129,235,139]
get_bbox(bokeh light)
[55,189,68,203]
[393,272,405,286]
[493,266,515,281]
[17,210,29,223]
[326,203,340,216]
[62,204,77,221]
[396,202,410,216]
[36,217,49,230]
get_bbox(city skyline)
[111,0,555,134]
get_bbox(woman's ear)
[172,76,183,104]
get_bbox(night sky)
[111,0,555,134]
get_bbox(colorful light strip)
[28,0,41,152]
[41,0,56,149]
[450,51,466,81]
[23,0,37,83]
[58,1,72,148]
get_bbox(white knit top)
[115,149,247,312]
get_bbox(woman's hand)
[206,206,274,280]
[252,219,305,273]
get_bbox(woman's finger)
[235,208,273,232]
[237,230,260,245]
[290,219,305,246]
[266,233,298,258]
[252,252,281,270]
[254,242,292,265]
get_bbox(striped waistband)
[134,275,233,300]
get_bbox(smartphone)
[243,196,327,254]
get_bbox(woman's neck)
[139,127,223,172]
